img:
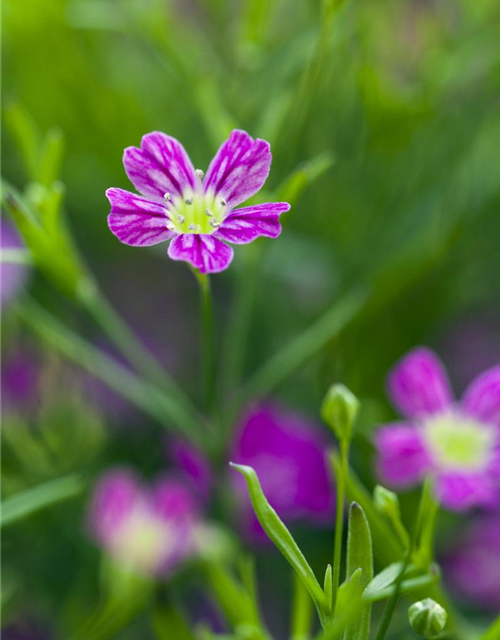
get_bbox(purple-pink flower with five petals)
[106,130,290,274]
[375,347,500,511]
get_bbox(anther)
[164,192,171,202]
[209,219,220,228]
[188,223,198,232]
[195,169,204,179]
[166,222,175,231]
[205,208,214,217]
[184,197,193,205]
[177,215,185,224]
[220,198,227,206]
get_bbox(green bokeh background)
[2,0,500,637]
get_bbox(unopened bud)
[374,485,400,519]
[408,598,447,638]
[321,384,359,442]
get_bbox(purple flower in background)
[1,218,29,307]
[231,404,334,541]
[375,348,500,510]
[443,514,500,610]
[167,438,214,503]
[88,468,200,576]
[106,130,290,274]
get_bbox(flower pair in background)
[107,130,290,273]
[375,347,500,510]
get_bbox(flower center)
[163,172,228,235]
[422,411,496,471]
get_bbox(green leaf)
[274,152,335,206]
[153,602,197,640]
[323,565,333,615]
[345,503,373,640]
[1,474,84,528]
[38,127,65,187]
[240,288,367,403]
[479,614,500,640]
[230,464,329,628]
[363,562,410,600]
[316,570,365,640]
[3,102,42,180]
[205,563,257,630]
[291,572,314,640]
[364,571,439,603]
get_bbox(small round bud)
[408,598,447,638]
[374,485,400,519]
[321,384,359,442]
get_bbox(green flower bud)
[408,598,447,638]
[374,485,400,519]
[321,384,359,442]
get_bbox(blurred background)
[2,0,500,637]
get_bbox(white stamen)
[164,192,171,202]
[195,169,204,179]
[220,198,227,207]
[184,197,193,205]
[177,215,185,224]
[166,222,175,231]
[209,219,220,228]
[205,208,213,217]
[188,223,198,232]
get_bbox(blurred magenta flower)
[375,348,500,510]
[88,468,200,576]
[231,404,334,541]
[444,514,500,610]
[1,218,29,307]
[167,438,214,503]
[106,130,290,273]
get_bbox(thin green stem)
[193,271,216,413]
[374,478,436,640]
[331,439,349,615]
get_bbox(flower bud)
[408,598,447,638]
[374,485,400,519]
[321,384,359,442]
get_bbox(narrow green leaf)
[205,563,256,629]
[363,562,413,600]
[291,572,314,640]
[345,503,373,640]
[1,475,84,528]
[153,602,196,640]
[479,614,500,640]
[323,565,333,615]
[364,572,439,603]
[315,570,364,640]
[3,103,42,180]
[274,152,335,206]
[240,289,367,403]
[230,464,328,627]
[38,127,65,187]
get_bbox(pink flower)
[88,468,200,576]
[374,348,500,511]
[106,130,290,274]
[231,403,334,541]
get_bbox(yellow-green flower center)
[423,411,496,471]
[164,182,228,235]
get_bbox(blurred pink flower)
[231,403,334,541]
[375,348,500,511]
[88,468,200,576]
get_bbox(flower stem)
[331,438,349,615]
[194,271,216,413]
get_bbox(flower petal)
[107,187,173,247]
[215,202,290,244]
[88,468,141,546]
[374,425,430,488]
[203,130,271,208]
[434,471,499,511]
[388,348,454,419]
[167,233,234,274]
[123,132,197,201]
[462,365,500,429]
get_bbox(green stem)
[290,572,313,640]
[374,478,436,640]
[331,439,349,615]
[193,271,216,413]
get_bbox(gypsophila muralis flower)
[106,130,290,274]
[374,347,500,510]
